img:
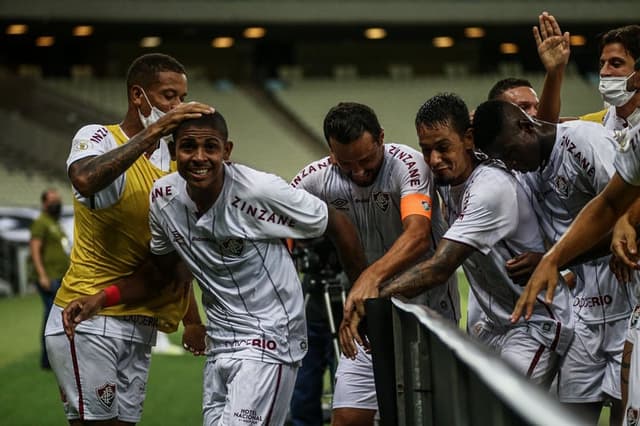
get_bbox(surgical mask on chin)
[599,72,637,107]
[137,89,166,128]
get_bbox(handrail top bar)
[391,297,583,426]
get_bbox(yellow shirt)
[56,125,188,332]
[580,109,607,124]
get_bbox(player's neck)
[187,173,225,216]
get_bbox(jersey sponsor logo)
[627,407,639,425]
[373,191,390,211]
[89,127,109,144]
[553,175,570,197]
[221,238,244,256]
[573,294,612,308]
[233,408,263,424]
[96,383,116,409]
[630,305,640,328]
[224,338,278,350]
[151,185,173,202]
[330,198,349,210]
[388,145,422,187]
[231,196,296,227]
[290,159,331,188]
[559,135,596,177]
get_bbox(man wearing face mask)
[582,25,640,143]
[29,188,70,370]
[44,53,213,425]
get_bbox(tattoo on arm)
[70,133,154,195]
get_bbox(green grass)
[0,277,610,425]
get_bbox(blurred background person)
[29,188,70,370]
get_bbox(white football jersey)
[442,163,574,354]
[519,121,636,323]
[67,124,173,209]
[615,122,640,187]
[292,143,459,321]
[149,163,329,364]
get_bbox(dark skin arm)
[70,102,213,197]
[340,238,473,358]
[62,252,194,339]
[512,173,640,321]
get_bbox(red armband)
[103,285,121,307]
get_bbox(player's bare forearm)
[325,207,368,284]
[380,239,471,298]
[365,214,431,287]
[546,174,640,267]
[69,127,162,197]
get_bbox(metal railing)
[366,297,583,426]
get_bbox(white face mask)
[599,72,637,107]
[137,89,166,128]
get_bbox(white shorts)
[203,357,297,425]
[475,321,559,387]
[332,346,378,411]
[45,332,152,422]
[557,318,627,402]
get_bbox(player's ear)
[223,140,233,161]
[378,128,385,145]
[130,85,145,108]
[463,128,474,150]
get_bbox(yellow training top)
[56,125,188,332]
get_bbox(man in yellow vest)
[44,53,213,425]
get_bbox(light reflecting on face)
[500,86,539,118]
[174,125,231,193]
[417,123,474,186]
[600,42,636,77]
[329,131,384,187]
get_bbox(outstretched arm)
[535,11,570,123]
[512,173,640,321]
[69,102,214,197]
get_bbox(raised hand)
[534,11,570,73]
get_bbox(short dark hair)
[599,25,640,60]
[487,78,534,101]
[172,111,229,142]
[415,93,470,137]
[41,188,55,203]
[126,53,186,92]
[472,100,518,153]
[323,102,382,145]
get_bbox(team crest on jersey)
[627,407,639,425]
[96,383,116,409]
[631,305,640,328]
[553,175,570,197]
[221,238,244,256]
[373,192,390,212]
[330,198,349,210]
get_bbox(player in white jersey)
[290,102,459,425]
[379,93,573,389]
[45,53,211,424]
[472,99,640,424]
[64,110,369,426]
[598,26,640,140]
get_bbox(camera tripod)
[304,274,346,364]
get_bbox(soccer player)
[290,102,459,426]
[585,25,640,136]
[64,110,368,425]
[44,53,212,424]
[473,99,638,424]
[380,93,574,389]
